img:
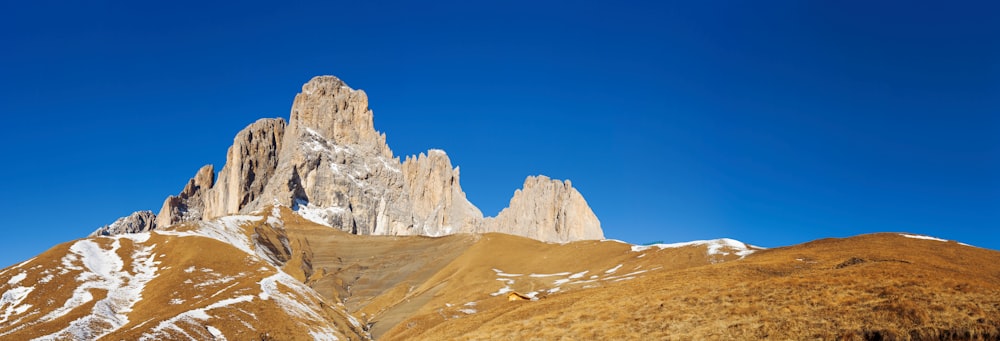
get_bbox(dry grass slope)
[412,233,1000,341]
[3,207,998,341]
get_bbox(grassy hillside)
[410,233,1000,340]
[3,206,997,340]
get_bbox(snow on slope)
[134,255,352,340]
[0,279,33,325]
[899,234,948,242]
[154,216,262,257]
[293,199,346,228]
[153,214,292,266]
[139,295,255,340]
[898,233,982,248]
[628,238,761,258]
[0,211,368,340]
[30,233,159,340]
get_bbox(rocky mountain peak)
[401,149,483,235]
[100,75,603,243]
[483,175,604,242]
[287,76,387,155]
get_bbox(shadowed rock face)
[111,75,604,242]
[203,118,286,220]
[156,164,215,227]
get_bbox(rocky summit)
[107,75,603,243]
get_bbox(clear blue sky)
[1,1,997,267]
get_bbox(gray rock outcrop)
[91,210,157,237]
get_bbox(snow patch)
[117,232,151,243]
[13,304,31,315]
[309,330,341,341]
[206,326,225,340]
[194,276,237,288]
[140,295,254,341]
[33,237,160,340]
[155,218,256,256]
[59,253,81,274]
[605,264,623,274]
[529,272,571,278]
[458,308,477,314]
[344,312,364,330]
[258,272,330,322]
[155,215,284,265]
[631,238,760,258]
[492,269,523,277]
[490,284,514,297]
[293,199,347,228]
[0,285,34,323]
[900,234,948,242]
[7,272,26,285]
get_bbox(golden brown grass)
[410,233,1000,341]
[4,207,998,341]
[0,223,369,340]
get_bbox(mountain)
[5,75,999,340]
[0,206,758,340]
[129,75,602,243]
[4,207,999,339]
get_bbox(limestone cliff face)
[285,76,390,155]
[91,210,157,237]
[250,76,411,235]
[156,164,214,227]
[99,75,603,243]
[401,150,483,235]
[483,176,604,242]
[203,118,286,219]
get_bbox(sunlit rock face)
[113,75,603,242]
